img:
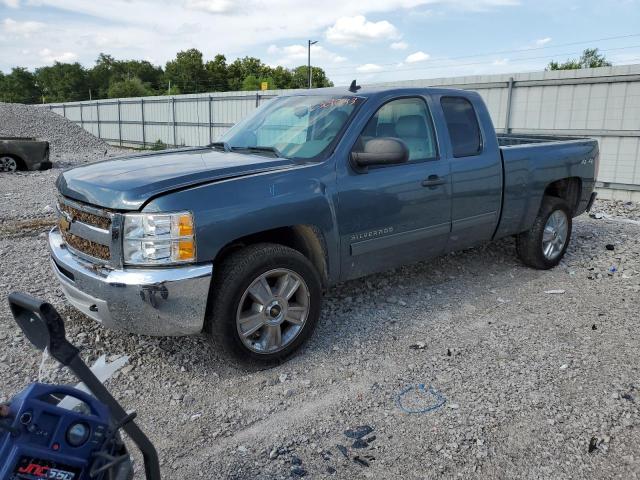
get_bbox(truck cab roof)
[279,85,479,100]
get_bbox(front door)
[336,96,451,281]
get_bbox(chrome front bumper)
[48,227,213,336]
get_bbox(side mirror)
[8,292,79,366]
[351,137,409,172]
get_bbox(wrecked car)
[0,137,51,172]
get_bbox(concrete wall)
[46,64,640,197]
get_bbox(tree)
[88,53,117,99]
[270,66,293,89]
[0,50,335,103]
[547,48,612,71]
[1,67,40,103]
[35,62,88,102]
[107,77,153,98]
[227,56,267,90]
[205,54,228,91]
[290,66,334,88]
[164,48,208,93]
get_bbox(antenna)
[349,80,361,93]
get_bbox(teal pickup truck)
[50,86,598,366]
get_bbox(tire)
[516,196,572,270]
[0,155,19,173]
[205,243,322,368]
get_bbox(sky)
[1,0,640,86]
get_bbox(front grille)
[59,202,111,230]
[61,229,110,260]
[57,197,114,263]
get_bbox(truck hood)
[56,147,298,210]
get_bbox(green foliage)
[290,66,334,88]
[205,54,229,91]
[107,77,154,98]
[150,139,167,150]
[547,48,612,71]
[1,67,40,103]
[0,48,334,104]
[36,62,88,102]
[164,48,209,93]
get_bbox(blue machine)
[0,384,117,480]
[1,293,161,480]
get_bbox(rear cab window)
[440,96,482,157]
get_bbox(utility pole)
[88,89,92,101]
[168,81,171,95]
[307,40,318,89]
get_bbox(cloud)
[2,18,44,37]
[0,0,520,75]
[492,58,509,66]
[405,51,430,63]
[39,48,78,63]
[356,63,383,73]
[268,43,346,66]
[535,37,552,47]
[325,15,399,44]
[2,0,20,7]
[183,0,238,14]
[390,41,408,50]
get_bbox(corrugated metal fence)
[46,64,640,199]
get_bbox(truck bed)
[494,134,599,239]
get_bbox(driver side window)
[354,97,437,162]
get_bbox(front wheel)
[206,243,322,367]
[516,196,572,270]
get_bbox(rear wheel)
[206,243,322,367]
[516,196,572,269]
[0,156,18,172]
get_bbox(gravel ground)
[1,145,639,478]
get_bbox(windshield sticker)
[311,97,361,111]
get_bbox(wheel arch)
[212,225,330,288]
[542,177,582,216]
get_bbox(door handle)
[421,175,446,187]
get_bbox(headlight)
[123,212,196,265]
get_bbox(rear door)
[336,95,451,280]
[435,94,502,251]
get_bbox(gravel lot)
[0,112,638,479]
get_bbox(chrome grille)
[57,197,115,264]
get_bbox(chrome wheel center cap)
[265,299,286,325]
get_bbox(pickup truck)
[49,86,599,366]
[0,137,51,172]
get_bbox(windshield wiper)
[230,145,282,158]
[209,141,231,152]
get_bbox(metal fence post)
[96,102,101,139]
[117,99,122,147]
[141,98,146,148]
[172,97,177,147]
[255,92,260,107]
[62,103,66,118]
[505,77,514,134]
[208,96,213,145]
[80,103,84,130]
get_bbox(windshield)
[216,94,364,160]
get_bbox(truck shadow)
[100,236,530,379]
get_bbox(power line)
[323,32,640,72]
[326,44,640,77]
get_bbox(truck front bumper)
[48,227,213,336]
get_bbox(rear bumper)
[48,227,212,336]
